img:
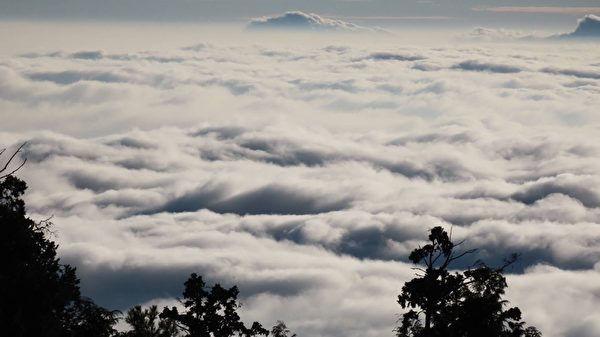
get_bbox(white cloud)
[557,14,600,39]
[465,14,600,41]
[466,27,536,42]
[246,11,388,34]
[2,35,600,337]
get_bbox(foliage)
[65,297,120,337]
[121,305,178,337]
[160,273,268,337]
[0,146,118,337]
[396,226,541,337]
[271,321,297,337]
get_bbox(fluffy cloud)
[466,27,536,42]
[468,14,600,41]
[562,14,600,39]
[246,11,386,33]
[1,35,600,337]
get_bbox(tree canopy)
[121,305,177,337]
[396,226,541,337]
[271,321,296,337]
[0,146,275,337]
[160,273,269,337]
[0,147,118,337]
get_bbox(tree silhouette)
[396,226,541,337]
[121,305,178,337]
[64,297,120,337]
[0,146,118,337]
[160,273,268,337]
[271,321,297,337]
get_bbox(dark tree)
[271,321,297,337]
[160,273,268,337]
[396,226,541,337]
[0,145,118,337]
[64,297,120,337]
[121,305,178,337]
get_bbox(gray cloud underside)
[468,14,600,41]
[561,14,600,39]
[246,11,387,34]
[2,40,600,337]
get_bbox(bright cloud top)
[469,14,600,41]
[247,11,386,33]
[1,36,600,337]
[563,14,600,38]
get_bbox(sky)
[1,3,600,337]
[1,0,600,29]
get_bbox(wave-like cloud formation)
[562,14,600,38]
[469,14,600,41]
[247,11,385,33]
[2,39,600,337]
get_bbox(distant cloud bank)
[470,14,600,41]
[561,14,600,39]
[246,11,387,33]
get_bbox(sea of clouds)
[1,25,600,337]
[246,11,389,34]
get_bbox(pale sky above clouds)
[1,0,600,28]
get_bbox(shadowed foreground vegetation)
[396,227,541,337]
[0,147,540,337]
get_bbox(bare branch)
[0,142,27,178]
[35,215,56,236]
[431,250,443,266]
[495,253,521,272]
[440,250,453,269]
[454,239,467,247]
[0,158,27,180]
[448,249,478,263]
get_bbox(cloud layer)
[469,14,600,41]
[1,36,600,337]
[563,14,600,38]
[247,11,385,33]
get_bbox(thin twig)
[0,142,27,178]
